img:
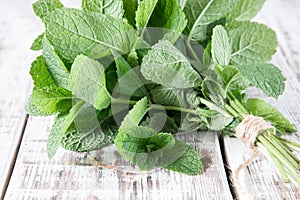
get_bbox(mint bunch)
[27,0,300,185]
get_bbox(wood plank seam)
[219,135,238,200]
[1,114,29,200]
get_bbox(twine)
[233,115,273,199]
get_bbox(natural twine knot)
[235,115,272,150]
[233,115,274,200]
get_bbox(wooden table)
[1,0,300,199]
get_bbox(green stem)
[257,135,298,175]
[259,142,290,183]
[111,97,137,105]
[186,38,200,62]
[274,135,300,152]
[111,97,199,115]
[200,98,232,118]
[225,104,240,118]
[151,104,199,115]
[229,100,246,118]
[269,134,299,165]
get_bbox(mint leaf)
[184,0,235,42]
[203,111,233,130]
[30,33,44,51]
[143,112,178,134]
[123,0,138,25]
[120,97,149,129]
[42,36,69,90]
[61,121,117,152]
[115,126,175,170]
[31,85,72,113]
[201,78,226,106]
[47,113,67,159]
[69,55,111,110]
[114,54,148,97]
[33,0,64,21]
[150,86,200,108]
[177,0,187,8]
[141,40,202,88]
[29,56,55,88]
[29,55,71,114]
[245,98,296,134]
[63,101,86,133]
[44,8,137,62]
[136,0,158,30]
[25,96,52,116]
[165,140,202,175]
[235,64,285,99]
[211,25,231,65]
[61,106,117,152]
[229,22,278,65]
[82,0,124,18]
[227,0,265,22]
[148,0,187,43]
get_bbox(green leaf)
[219,66,239,88]
[123,0,138,25]
[105,63,118,94]
[177,0,187,8]
[235,64,285,99]
[184,0,235,42]
[25,96,52,116]
[150,86,200,108]
[115,126,175,170]
[114,54,148,97]
[227,0,265,22]
[63,101,86,133]
[148,0,187,43]
[82,0,124,18]
[31,85,72,113]
[33,0,64,20]
[69,55,111,110]
[201,78,226,106]
[143,112,179,134]
[61,104,117,152]
[229,22,278,65]
[179,114,203,132]
[42,36,69,90]
[136,0,158,30]
[211,25,231,65]
[141,40,202,88]
[47,113,68,159]
[44,8,137,62]
[120,97,149,129]
[245,98,296,134]
[30,33,44,51]
[202,111,233,130]
[61,117,118,152]
[165,140,202,175]
[29,56,55,88]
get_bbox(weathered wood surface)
[5,117,232,200]
[224,0,300,199]
[2,0,300,199]
[0,0,42,198]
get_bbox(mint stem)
[257,134,298,175]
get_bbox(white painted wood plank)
[224,0,300,199]
[5,117,232,199]
[0,0,42,198]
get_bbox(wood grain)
[5,117,232,200]
[224,0,300,199]
[0,0,42,198]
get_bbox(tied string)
[233,115,273,199]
